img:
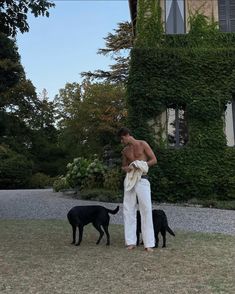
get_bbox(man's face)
[120,134,129,145]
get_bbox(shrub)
[83,158,108,189]
[65,156,108,190]
[65,157,91,189]
[103,167,123,192]
[53,176,70,192]
[29,173,55,188]
[79,188,122,203]
[0,145,32,188]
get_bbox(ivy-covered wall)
[127,1,235,201]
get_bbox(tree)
[0,1,65,179]
[0,33,24,94]
[54,82,81,127]
[0,78,39,153]
[0,32,34,154]
[28,89,67,176]
[0,0,55,37]
[56,81,127,159]
[81,21,134,83]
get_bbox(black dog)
[136,209,175,248]
[67,205,119,246]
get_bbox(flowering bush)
[84,158,108,188]
[65,156,108,189]
[53,176,70,192]
[65,157,91,188]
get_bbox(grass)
[0,220,235,294]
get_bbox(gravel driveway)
[0,189,234,235]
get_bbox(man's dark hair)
[117,127,132,137]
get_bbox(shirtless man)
[117,127,157,252]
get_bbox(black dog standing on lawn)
[67,205,119,246]
[137,209,175,248]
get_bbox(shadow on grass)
[0,220,235,294]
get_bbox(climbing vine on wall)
[127,6,235,201]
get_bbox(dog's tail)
[167,226,175,236]
[106,206,119,214]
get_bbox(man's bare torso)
[122,140,147,165]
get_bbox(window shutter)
[218,0,235,32]
[230,0,235,32]
[218,0,228,31]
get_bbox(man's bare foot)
[126,245,136,250]
[145,247,154,252]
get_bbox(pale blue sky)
[16,0,130,99]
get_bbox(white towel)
[124,160,149,192]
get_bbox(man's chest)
[124,145,144,161]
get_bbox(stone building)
[128,0,235,147]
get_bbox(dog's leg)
[102,225,110,246]
[155,231,159,248]
[161,229,166,248]
[76,225,84,246]
[71,225,76,244]
[136,230,140,246]
[93,223,104,245]
[136,212,141,246]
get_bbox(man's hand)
[122,166,134,173]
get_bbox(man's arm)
[143,141,157,167]
[121,150,133,173]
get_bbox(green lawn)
[0,220,234,294]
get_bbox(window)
[167,106,188,147]
[165,0,185,34]
[224,97,235,146]
[218,0,235,32]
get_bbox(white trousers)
[123,178,155,248]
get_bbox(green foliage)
[136,0,163,48]
[0,33,66,179]
[79,188,122,203]
[83,158,108,189]
[0,0,55,37]
[187,9,219,46]
[57,82,127,159]
[53,176,70,192]
[0,145,32,188]
[65,156,108,190]
[127,8,235,201]
[60,156,123,201]
[65,157,91,189]
[81,21,133,83]
[0,33,24,94]
[29,172,55,189]
[149,148,235,202]
[103,167,123,192]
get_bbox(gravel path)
[0,189,235,236]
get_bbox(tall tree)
[56,81,127,159]
[81,21,134,83]
[29,89,67,176]
[0,78,39,152]
[0,0,55,37]
[0,33,24,94]
[54,82,81,127]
